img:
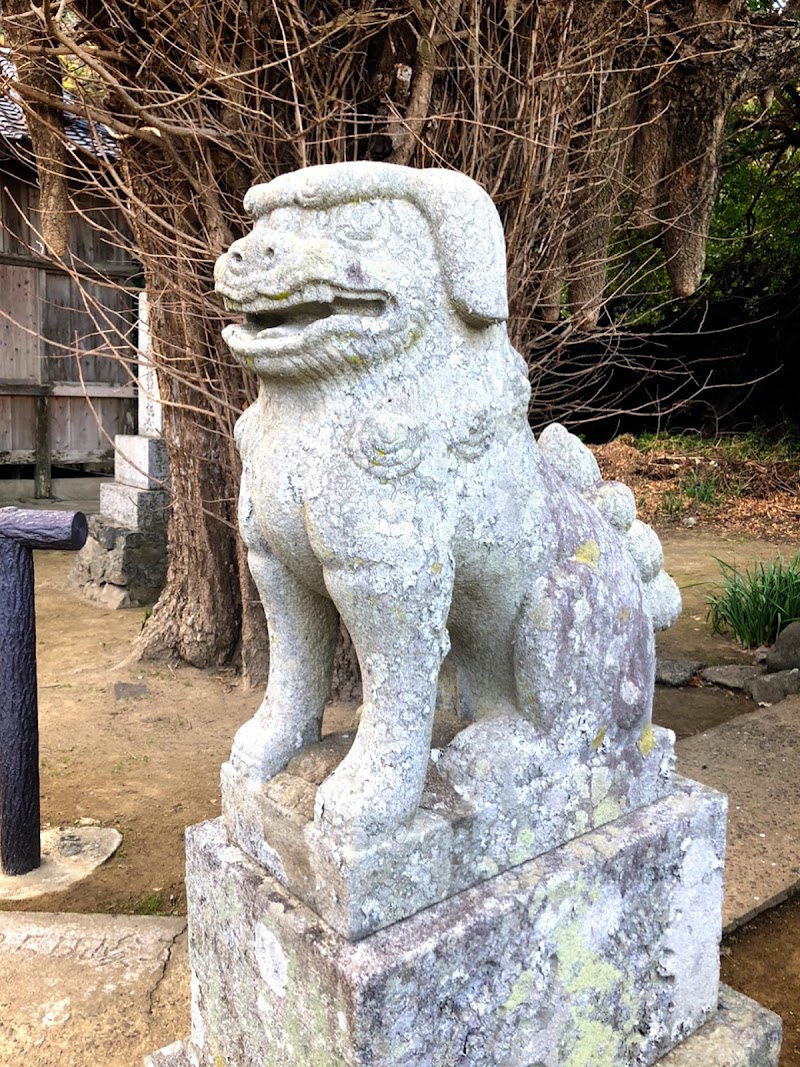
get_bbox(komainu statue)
[214,162,681,858]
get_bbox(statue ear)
[412,170,509,327]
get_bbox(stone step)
[660,986,781,1066]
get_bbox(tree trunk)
[3,0,69,256]
[125,165,251,668]
[132,300,242,668]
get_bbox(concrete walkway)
[677,696,800,932]
[2,699,799,1065]
[0,479,105,511]
[0,912,187,1066]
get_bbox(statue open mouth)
[222,285,388,355]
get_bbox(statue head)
[214,162,509,378]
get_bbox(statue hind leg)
[433,548,663,875]
[230,545,339,782]
[513,555,655,762]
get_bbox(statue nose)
[225,234,276,271]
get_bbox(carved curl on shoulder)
[347,410,424,482]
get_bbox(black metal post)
[0,507,88,876]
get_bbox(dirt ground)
[2,528,800,1063]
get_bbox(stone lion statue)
[214,162,680,850]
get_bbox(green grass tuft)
[132,893,165,916]
[634,429,800,462]
[707,554,800,647]
[683,470,718,504]
[658,490,686,519]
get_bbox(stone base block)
[221,720,675,939]
[659,986,781,1066]
[147,986,780,1067]
[70,514,167,608]
[114,434,169,490]
[100,482,169,529]
[145,1041,192,1067]
[153,779,729,1066]
[0,827,122,901]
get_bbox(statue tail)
[536,423,681,632]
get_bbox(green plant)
[683,470,718,504]
[132,893,164,916]
[634,429,800,461]
[707,554,800,647]
[659,490,686,520]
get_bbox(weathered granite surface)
[145,1042,192,1067]
[0,912,186,1067]
[0,827,122,901]
[100,482,169,529]
[214,161,682,868]
[114,434,169,491]
[148,986,781,1067]
[701,664,766,691]
[221,721,675,939]
[148,988,782,1067]
[656,659,704,687]
[151,779,726,1067]
[745,668,800,705]
[73,430,169,608]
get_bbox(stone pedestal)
[73,294,170,608]
[111,434,170,491]
[101,433,169,527]
[72,433,168,608]
[148,985,782,1067]
[69,513,167,609]
[220,722,676,940]
[99,480,169,529]
[145,778,781,1067]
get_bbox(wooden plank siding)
[0,263,39,382]
[0,393,36,458]
[0,169,40,258]
[41,273,135,386]
[0,160,139,480]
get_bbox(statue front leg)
[314,550,454,850]
[231,546,339,783]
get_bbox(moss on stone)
[574,538,600,570]
[639,722,656,757]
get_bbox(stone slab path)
[2,698,799,1064]
[0,912,187,1066]
[677,697,800,932]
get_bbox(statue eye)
[335,201,385,243]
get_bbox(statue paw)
[314,755,414,850]
[229,711,314,784]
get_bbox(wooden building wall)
[0,160,139,494]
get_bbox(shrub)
[707,554,800,647]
